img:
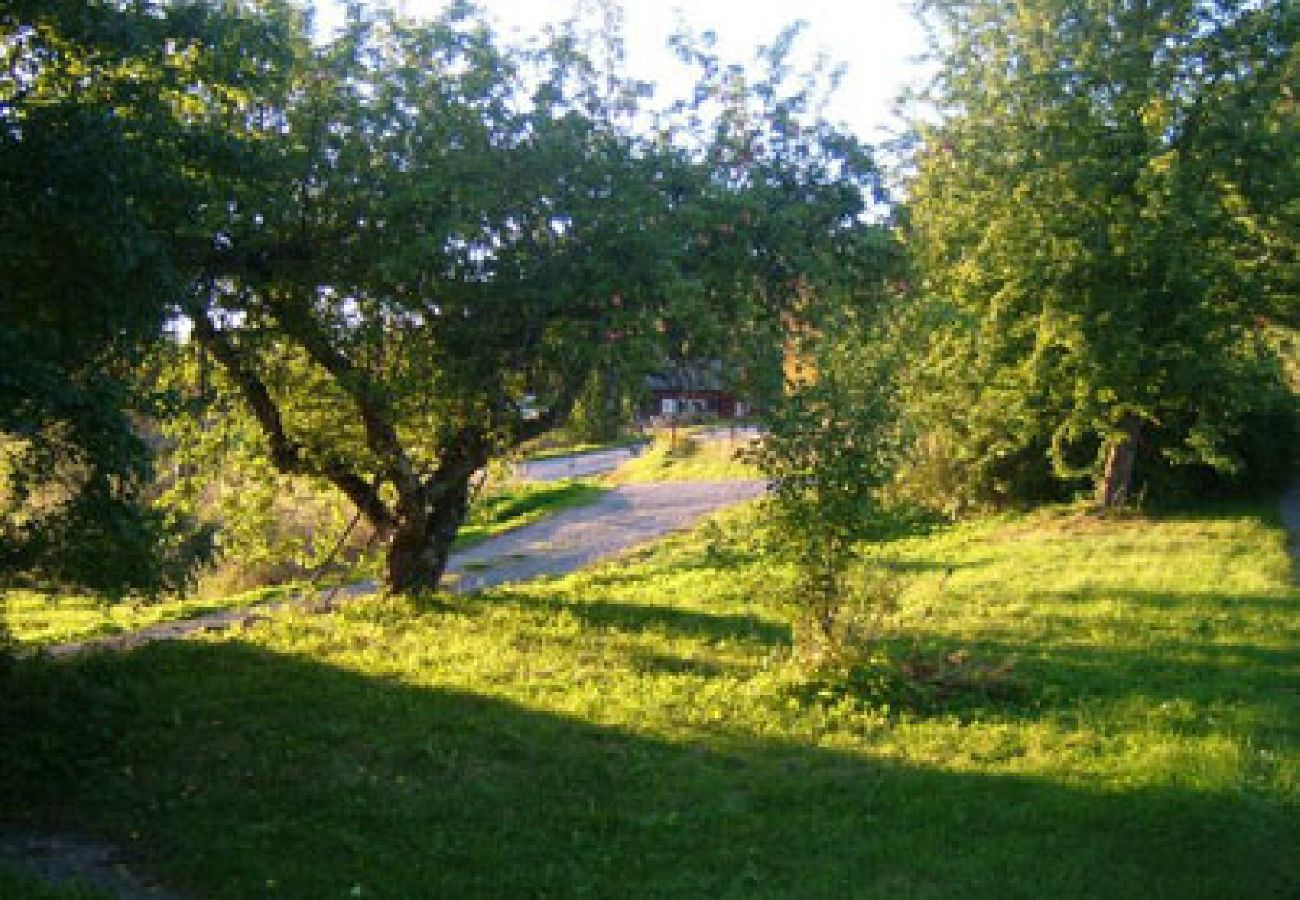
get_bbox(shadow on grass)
[487,592,791,646]
[1029,586,1300,618]
[1,641,1295,900]
[879,558,989,575]
[829,606,1300,735]
[1140,495,1284,526]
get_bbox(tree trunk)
[1095,416,1142,509]
[599,363,622,441]
[384,475,472,594]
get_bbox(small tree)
[750,322,903,665]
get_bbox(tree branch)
[263,292,422,499]
[189,304,397,532]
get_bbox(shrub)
[748,335,904,668]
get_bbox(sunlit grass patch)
[1,500,1295,899]
[603,434,761,483]
[458,479,605,547]
[0,583,301,649]
[519,437,645,461]
[2,481,604,649]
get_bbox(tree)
[181,7,881,594]
[748,311,905,665]
[0,0,299,594]
[905,0,1298,509]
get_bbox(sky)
[315,0,932,144]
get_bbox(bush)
[749,333,904,667]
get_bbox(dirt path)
[447,480,765,591]
[515,443,648,481]
[45,480,765,658]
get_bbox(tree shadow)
[837,597,1300,735]
[879,558,989,575]
[485,591,790,647]
[1,640,1294,900]
[1140,496,1283,526]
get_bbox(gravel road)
[447,480,766,592]
[516,444,648,481]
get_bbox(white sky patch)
[314,0,931,143]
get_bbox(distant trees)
[905,0,1298,509]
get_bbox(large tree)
[0,0,301,594]
[906,0,1298,509]
[180,8,880,593]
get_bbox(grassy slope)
[3,481,604,648]
[604,435,760,483]
[457,480,604,547]
[1,501,1295,899]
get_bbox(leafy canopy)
[905,0,1298,508]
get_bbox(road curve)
[448,480,766,592]
[515,444,648,481]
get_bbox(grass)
[0,583,302,650]
[2,480,604,649]
[457,479,605,547]
[604,434,761,483]
[1,500,1296,898]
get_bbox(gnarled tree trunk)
[1095,415,1143,509]
[385,474,472,594]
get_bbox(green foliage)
[146,341,374,592]
[748,324,905,664]
[3,0,886,596]
[566,367,641,444]
[905,0,1300,509]
[0,502,1295,898]
[0,0,275,595]
[156,4,884,593]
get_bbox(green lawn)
[1,501,1295,899]
[0,584,303,650]
[458,479,604,546]
[519,437,647,461]
[2,480,604,649]
[604,434,760,483]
